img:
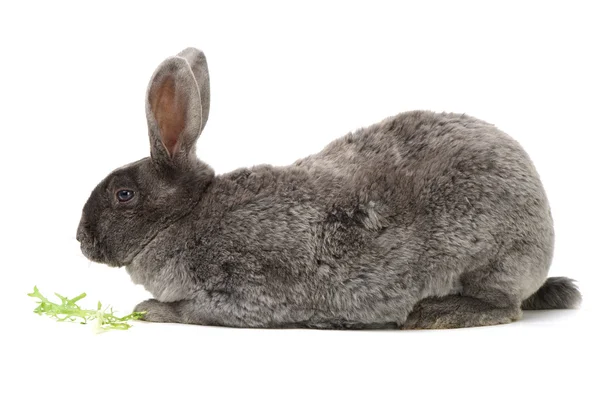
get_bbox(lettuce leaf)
[28,286,145,332]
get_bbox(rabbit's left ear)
[146,48,210,169]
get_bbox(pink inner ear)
[150,76,187,157]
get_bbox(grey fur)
[77,48,581,329]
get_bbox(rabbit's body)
[78,48,580,329]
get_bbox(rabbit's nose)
[76,219,87,242]
[76,224,84,242]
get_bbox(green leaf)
[28,286,145,332]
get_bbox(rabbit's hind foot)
[401,294,522,330]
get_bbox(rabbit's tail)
[521,277,582,310]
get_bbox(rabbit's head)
[77,48,213,267]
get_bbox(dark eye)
[116,189,135,202]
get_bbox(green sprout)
[28,286,145,332]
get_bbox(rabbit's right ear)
[146,48,210,170]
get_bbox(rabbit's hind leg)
[401,242,550,329]
[401,294,521,329]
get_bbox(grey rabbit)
[77,47,581,329]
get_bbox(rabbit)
[77,47,581,329]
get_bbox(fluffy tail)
[521,277,582,310]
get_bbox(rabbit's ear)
[146,49,209,168]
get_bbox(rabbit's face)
[77,158,158,267]
[76,157,212,267]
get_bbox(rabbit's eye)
[116,189,135,202]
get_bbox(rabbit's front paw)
[134,299,181,323]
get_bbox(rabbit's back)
[298,110,544,209]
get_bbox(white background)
[1,1,598,399]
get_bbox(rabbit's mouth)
[77,221,124,267]
[79,238,123,268]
